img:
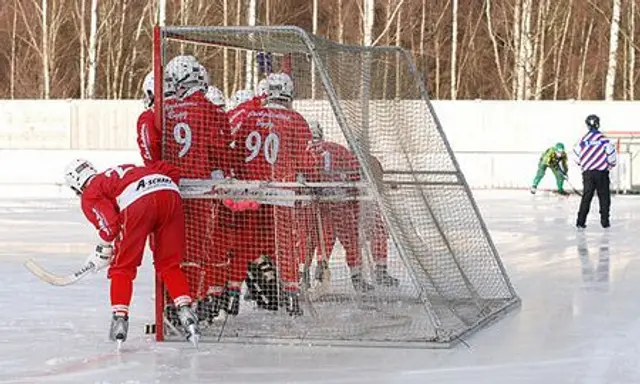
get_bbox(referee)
[573,114,617,229]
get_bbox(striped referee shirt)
[573,130,617,171]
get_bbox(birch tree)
[245,0,257,90]
[484,0,509,97]
[158,0,166,26]
[86,0,99,98]
[10,1,18,98]
[450,0,458,100]
[604,0,621,100]
[363,0,374,46]
[311,0,318,98]
[41,0,50,98]
[627,0,635,100]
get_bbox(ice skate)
[375,264,399,287]
[530,185,537,194]
[284,291,303,316]
[109,313,129,347]
[351,272,374,293]
[213,289,240,324]
[177,304,200,347]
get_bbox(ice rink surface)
[1,190,640,383]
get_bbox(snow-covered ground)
[1,190,639,384]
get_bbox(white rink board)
[1,191,639,383]
[0,100,638,196]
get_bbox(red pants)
[307,202,361,269]
[108,190,191,312]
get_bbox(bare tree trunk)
[552,2,572,100]
[42,0,50,99]
[604,0,621,100]
[577,19,594,100]
[78,0,86,99]
[245,0,257,89]
[419,0,425,59]
[311,0,318,98]
[533,0,549,100]
[86,0,99,98]
[223,0,229,96]
[519,0,533,99]
[485,0,509,97]
[113,0,127,98]
[512,0,521,98]
[233,1,242,92]
[265,0,270,24]
[628,0,635,100]
[158,0,166,26]
[435,37,441,98]
[127,4,147,98]
[395,6,401,99]
[450,0,458,100]
[338,0,344,43]
[10,1,17,99]
[363,0,374,46]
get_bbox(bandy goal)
[152,25,520,348]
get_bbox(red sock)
[162,265,192,307]
[110,274,133,315]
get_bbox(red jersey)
[235,104,312,182]
[228,95,266,137]
[303,140,361,183]
[136,108,161,165]
[164,91,239,179]
[80,161,180,243]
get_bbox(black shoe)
[198,295,223,324]
[558,190,569,196]
[601,221,610,229]
[351,273,374,292]
[375,265,399,287]
[284,291,303,316]
[576,224,586,229]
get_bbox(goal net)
[153,25,520,347]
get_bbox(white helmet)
[198,64,210,87]
[164,55,204,98]
[142,71,154,108]
[308,119,323,141]
[232,89,255,105]
[64,159,97,196]
[263,73,293,102]
[257,79,269,97]
[205,86,225,107]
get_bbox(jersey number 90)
[245,131,280,165]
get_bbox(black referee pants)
[576,170,611,228]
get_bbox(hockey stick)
[560,171,582,196]
[24,258,94,286]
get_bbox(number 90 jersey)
[235,104,312,182]
[164,92,237,179]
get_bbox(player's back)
[306,141,361,183]
[236,105,312,182]
[164,92,231,179]
[84,162,179,203]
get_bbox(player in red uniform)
[233,73,312,316]
[163,55,241,323]
[62,159,200,346]
[302,121,399,292]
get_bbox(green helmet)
[554,142,565,151]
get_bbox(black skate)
[109,313,129,346]
[246,256,280,311]
[177,305,200,348]
[198,295,223,324]
[351,272,374,293]
[213,289,240,324]
[284,291,303,316]
[375,265,399,287]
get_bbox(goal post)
[153,25,521,347]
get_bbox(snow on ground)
[1,190,640,383]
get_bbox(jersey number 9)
[173,123,192,157]
[245,131,280,165]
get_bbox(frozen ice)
[1,190,639,383]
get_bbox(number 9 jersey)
[164,92,237,179]
[235,103,312,182]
